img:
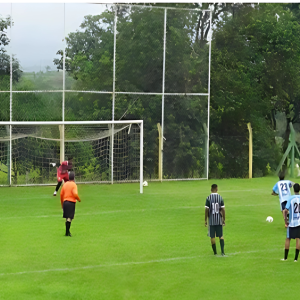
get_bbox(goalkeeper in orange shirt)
[60,171,81,237]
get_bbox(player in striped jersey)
[281,183,300,261]
[205,184,225,256]
[272,172,294,227]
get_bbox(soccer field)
[0,177,297,299]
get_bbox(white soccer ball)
[50,163,56,167]
[143,181,148,187]
[266,216,273,222]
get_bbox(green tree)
[0,16,22,90]
[210,4,300,177]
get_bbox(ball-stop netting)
[0,123,140,185]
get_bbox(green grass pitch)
[0,177,297,299]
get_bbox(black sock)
[65,221,71,235]
[55,181,62,192]
[220,239,225,254]
[295,249,299,261]
[285,249,289,260]
[212,243,217,255]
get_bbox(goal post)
[0,120,143,193]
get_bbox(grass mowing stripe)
[0,204,270,220]
[0,248,284,277]
[0,195,54,201]
[0,188,266,202]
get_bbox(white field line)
[0,204,271,220]
[0,248,283,277]
[0,188,271,205]
[127,188,269,196]
[221,188,268,192]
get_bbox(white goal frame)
[0,120,144,193]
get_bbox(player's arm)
[67,162,73,171]
[220,199,225,225]
[284,200,291,225]
[204,198,210,227]
[205,207,209,227]
[61,163,68,173]
[60,187,64,208]
[221,207,225,225]
[283,208,289,226]
[272,183,278,196]
[72,187,81,202]
[64,160,73,171]
[75,193,81,202]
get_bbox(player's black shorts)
[209,225,223,238]
[63,201,76,219]
[281,201,287,211]
[287,226,300,239]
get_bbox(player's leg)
[67,201,75,236]
[210,237,217,255]
[219,237,225,256]
[63,201,74,236]
[282,232,291,261]
[283,238,290,260]
[54,172,69,196]
[215,225,225,255]
[294,226,300,261]
[209,226,217,255]
[294,238,300,262]
[53,179,62,196]
[65,218,72,237]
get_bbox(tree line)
[1,3,300,180]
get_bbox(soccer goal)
[0,121,144,193]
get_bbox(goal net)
[0,121,143,192]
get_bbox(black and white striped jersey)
[205,193,225,226]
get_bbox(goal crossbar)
[0,121,143,125]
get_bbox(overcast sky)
[0,3,107,72]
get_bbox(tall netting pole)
[9,3,12,186]
[59,125,65,163]
[140,121,143,193]
[157,123,163,181]
[111,7,117,184]
[9,126,11,185]
[206,9,212,180]
[61,3,66,163]
[247,123,253,179]
[161,8,167,181]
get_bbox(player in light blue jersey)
[281,183,300,262]
[272,172,294,227]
